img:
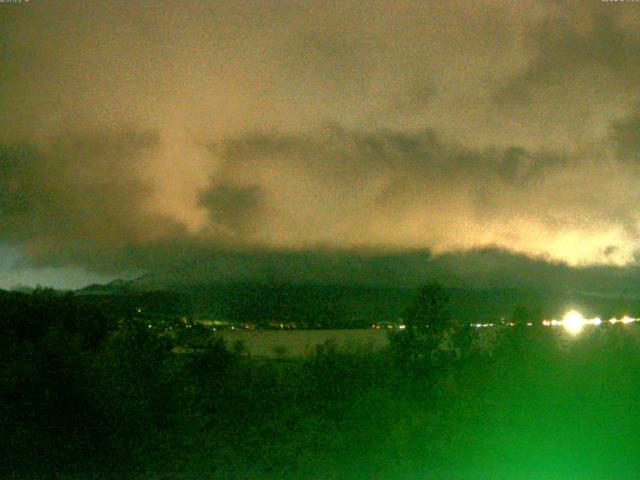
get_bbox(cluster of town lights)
[545,310,639,335]
[470,310,639,335]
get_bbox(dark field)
[3,291,640,479]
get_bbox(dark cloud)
[388,78,437,114]
[0,128,184,269]
[198,184,265,236]
[613,104,640,163]
[496,4,640,106]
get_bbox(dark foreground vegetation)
[3,288,640,479]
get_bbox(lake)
[218,328,391,357]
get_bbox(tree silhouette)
[511,303,542,327]
[390,281,455,367]
[406,281,451,334]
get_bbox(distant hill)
[71,247,640,325]
[73,280,640,327]
[76,278,133,295]
[76,247,640,294]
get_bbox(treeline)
[3,287,640,479]
[0,287,453,478]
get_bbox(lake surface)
[218,328,390,357]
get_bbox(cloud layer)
[2,0,640,286]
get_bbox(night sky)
[2,1,640,289]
